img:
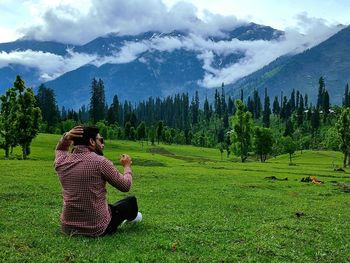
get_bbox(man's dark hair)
[73,126,99,146]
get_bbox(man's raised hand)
[64,126,84,141]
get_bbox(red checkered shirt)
[54,137,132,236]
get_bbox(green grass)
[1,134,350,262]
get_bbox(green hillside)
[227,26,350,105]
[0,134,350,262]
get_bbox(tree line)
[1,75,350,167]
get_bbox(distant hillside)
[226,25,350,105]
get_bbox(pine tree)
[253,90,262,119]
[272,96,280,116]
[280,96,288,120]
[285,101,292,120]
[227,96,235,115]
[262,88,271,128]
[35,84,59,132]
[156,121,164,144]
[311,107,320,137]
[89,78,106,123]
[296,90,300,109]
[221,87,227,116]
[317,76,325,109]
[304,94,308,108]
[204,97,211,123]
[322,90,330,122]
[61,106,67,120]
[107,95,119,125]
[78,105,89,123]
[214,89,222,117]
[290,89,296,112]
[296,95,304,127]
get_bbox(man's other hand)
[64,126,84,141]
[120,154,132,167]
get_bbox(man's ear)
[89,138,95,147]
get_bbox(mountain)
[43,23,283,108]
[226,25,350,105]
[0,23,284,108]
[5,23,348,109]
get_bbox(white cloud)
[0,49,98,81]
[20,0,243,44]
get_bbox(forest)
[1,75,350,166]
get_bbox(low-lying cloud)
[0,49,97,81]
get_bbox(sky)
[0,0,349,87]
[0,0,349,43]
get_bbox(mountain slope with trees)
[226,25,350,105]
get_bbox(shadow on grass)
[148,147,213,163]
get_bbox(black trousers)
[103,196,139,235]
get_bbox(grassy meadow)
[0,133,350,262]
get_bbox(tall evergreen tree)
[280,96,288,120]
[317,76,325,109]
[107,95,119,125]
[290,89,296,112]
[221,87,227,116]
[35,84,59,132]
[247,96,253,115]
[304,93,308,108]
[61,106,67,120]
[322,90,330,122]
[214,89,222,117]
[253,89,262,119]
[262,88,271,128]
[78,105,89,123]
[272,96,280,116]
[203,97,211,123]
[311,107,320,137]
[296,95,304,127]
[89,78,106,123]
[227,96,235,115]
[296,90,300,109]
[156,121,164,144]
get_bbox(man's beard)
[95,145,104,156]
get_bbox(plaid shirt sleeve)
[54,136,71,167]
[99,158,132,192]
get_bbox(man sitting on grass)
[54,126,142,237]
